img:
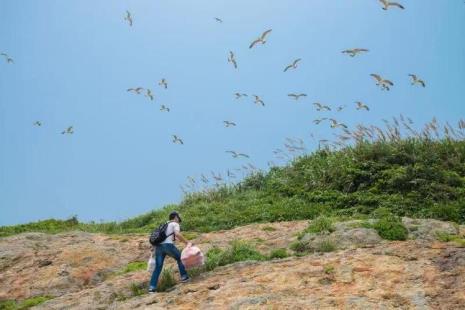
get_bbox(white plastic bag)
[181,245,204,270]
[147,252,155,273]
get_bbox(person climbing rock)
[148,211,191,293]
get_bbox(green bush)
[374,216,408,241]
[304,216,335,234]
[1,138,464,237]
[204,241,265,272]
[289,240,308,253]
[157,268,176,292]
[316,239,337,252]
[268,248,288,259]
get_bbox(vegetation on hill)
[1,126,464,237]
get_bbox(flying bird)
[160,105,170,112]
[215,17,223,23]
[379,0,405,10]
[408,74,426,87]
[313,118,328,125]
[288,93,307,100]
[33,121,42,127]
[341,48,369,57]
[223,121,236,127]
[145,89,154,101]
[356,101,370,111]
[235,93,248,99]
[172,135,184,144]
[226,151,249,158]
[158,79,168,89]
[127,87,144,94]
[283,58,301,72]
[329,119,348,129]
[370,74,394,91]
[253,95,265,106]
[124,11,133,26]
[336,105,346,112]
[61,126,74,135]
[0,53,14,63]
[249,29,272,49]
[228,51,237,69]
[313,102,331,111]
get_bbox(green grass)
[261,226,277,232]
[0,296,53,310]
[118,261,147,274]
[157,268,176,292]
[204,240,266,272]
[1,138,465,238]
[268,248,288,259]
[301,216,335,236]
[316,239,337,252]
[373,216,409,241]
[129,282,145,297]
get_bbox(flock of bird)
[2,0,445,193]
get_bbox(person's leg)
[149,245,166,291]
[165,244,189,280]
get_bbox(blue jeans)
[149,243,188,290]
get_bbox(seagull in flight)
[124,11,133,26]
[33,121,42,127]
[284,58,301,72]
[223,121,237,127]
[408,74,426,87]
[172,135,184,144]
[228,51,237,69]
[313,118,328,125]
[145,89,154,101]
[249,29,272,49]
[61,126,74,135]
[329,119,348,129]
[1,53,14,63]
[370,74,394,91]
[235,93,248,99]
[355,101,370,111]
[288,93,307,100]
[160,105,170,112]
[313,102,331,111]
[215,17,223,23]
[379,0,405,10]
[127,87,144,94]
[226,151,250,158]
[158,79,168,89]
[253,95,265,106]
[341,48,369,57]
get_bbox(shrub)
[289,240,308,253]
[157,268,176,292]
[302,216,335,235]
[374,216,408,241]
[316,239,337,252]
[219,240,266,265]
[429,203,461,223]
[205,247,223,271]
[129,282,145,297]
[268,248,288,259]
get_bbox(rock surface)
[1,218,464,309]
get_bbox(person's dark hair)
[168,211,182,222]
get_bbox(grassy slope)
[1,138,464,237]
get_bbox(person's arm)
[174,230,192,246]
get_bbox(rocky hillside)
[1,217,465,309]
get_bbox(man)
[149,211,191,293]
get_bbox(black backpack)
[149,222,174,246]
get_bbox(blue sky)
[1,0,464,225]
